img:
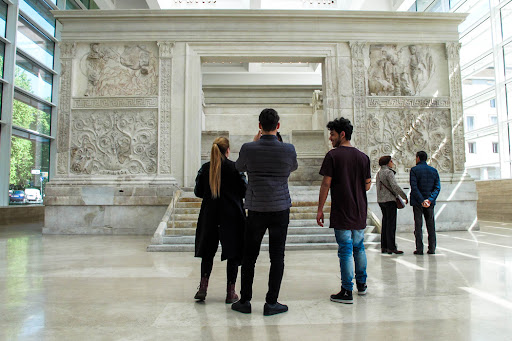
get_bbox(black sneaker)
[427,250,435,254]
[263,302,288,316]
[330,288,353,304]
[231,300,251,314]
[356,282,367,295]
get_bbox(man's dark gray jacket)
[235,134,298,212]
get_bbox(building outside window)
[0,0,98,206]
[469,142,477,153]
[493,142,499,153]
[408,0,512,180]
[466,116,475,130]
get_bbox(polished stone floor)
[1,221,512,340]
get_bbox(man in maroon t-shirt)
[317,117,371,304]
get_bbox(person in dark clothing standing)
[194,137,247,304]
[317,117,371,304]
[376,155,408,254]
[231,108,298,316]
[410,150,441,255]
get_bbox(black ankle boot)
[194,276,209,301]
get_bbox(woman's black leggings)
[201,257,240,284]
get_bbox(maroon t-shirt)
[319,146,371,230]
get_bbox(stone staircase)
[147,186,380,251]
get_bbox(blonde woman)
[376,155,408,254]
[193,137,247,303]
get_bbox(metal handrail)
[150,189,182,245]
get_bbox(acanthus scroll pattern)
[446,42,465,172]
[367,109,453,174]
[70,110,158,175]
[350,41,367,150]
[57,59,73,175]
[158,42,174,174]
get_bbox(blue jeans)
[334,229,367,291]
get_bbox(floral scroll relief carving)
[367,109,453,174]
[80,43,158,97]
[70,110,158,175]
[368,45,435,96]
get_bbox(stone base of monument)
[43,182,179,235]
[368,175,479,232]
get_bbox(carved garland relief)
[70,110,158,175]
[59,42,165,177]
[348,41,462,175]
[367,109,453,174]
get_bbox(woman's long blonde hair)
[209,137,229,198]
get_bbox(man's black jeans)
[240,209,289,304]
[413,205,436,252]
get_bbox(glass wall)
[408,0,512,180]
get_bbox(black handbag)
[380,181,406,209]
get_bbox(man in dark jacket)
[410,150,441,255]
[231,108,298,316]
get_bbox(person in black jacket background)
[193,137,247,304]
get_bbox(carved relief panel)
[70,109,158,175]
[367,109,453,174]
[367,44,448,97]
[74,43,159,97]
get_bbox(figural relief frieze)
[70,110,158,175]
[80,43,158,97]
[368,44,435,96]
[367,109,453,174]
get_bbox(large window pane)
[19,0,56,37]
[507,83,512,119]
[12,90,52,135]
[462,54,495,97]
[9,131,49,205]
[417,0,435,12]
[0,41,5,78]
[15,54,53,101]
[464,94,497,130]
[505,43,512,79]
[502,1,512,40]
[457,0,490,33]
[0,0,7,38]
[0,83,3,120]
[66,0,81,10]
[450,0,463,9]
[17,16,55,70]
[460,19,493,65]
[80,0,99,9]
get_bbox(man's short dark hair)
[259,108,280,132]
[416,151,428,162]
[326,117,353,141]
[379,155,392,166]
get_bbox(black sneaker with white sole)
[330,287,353,304]
[356,282,367,295]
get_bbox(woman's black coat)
[194,159,246,261]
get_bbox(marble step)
[175,201,331,209]
[170,219,333,229]
[172,212,332,221]
[164,225,378,238]
[174,206,332,214]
